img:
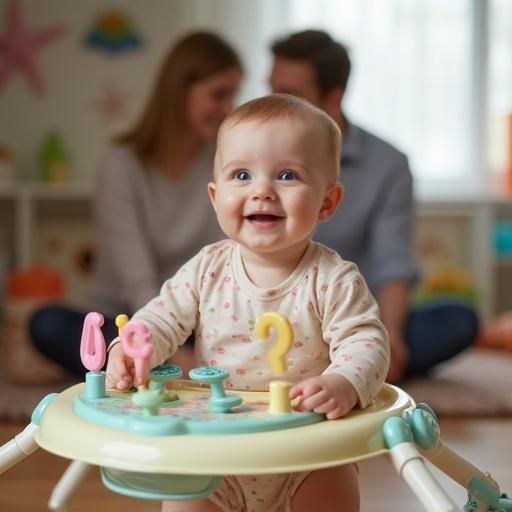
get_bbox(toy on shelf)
[1,264,66,384]
[476,311,512,353]
[37,130,71,185]
[0,311,511,511]
[504,113,512,195]
[494,222,512,257]
[416,265,478,306]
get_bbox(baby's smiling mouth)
[246,213,284,222]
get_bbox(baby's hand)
[290,374,358,420]
[106,342,136,390]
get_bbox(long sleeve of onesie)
[317,262,390,407]
[131,249,206,367]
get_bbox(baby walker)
[0,311,510,511]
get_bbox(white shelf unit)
[0,182,92,268]
[416,199,495,319]
[2,182,512,318]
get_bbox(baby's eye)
[233,169,251,181]
[278,169,297,181]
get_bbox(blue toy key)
[189,367,242,413]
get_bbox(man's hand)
[386,333,409,383]
[377,281,411,383]
[290,373,358,420]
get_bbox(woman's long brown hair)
[116,31,242,165]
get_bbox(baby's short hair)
[218,93,341,181]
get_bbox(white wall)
[0,0,287,183]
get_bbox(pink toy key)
[120,320,154,386]
[80,312,106,372]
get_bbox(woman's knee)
[447,303,480,349]
[30,305,61,350]
[29,305,82,354]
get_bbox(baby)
[106,93,389,512]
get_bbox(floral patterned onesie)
[130,239,389,511]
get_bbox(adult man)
[270,30,478,382]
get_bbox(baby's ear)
[318,183,344,222]
[207,182,218,212]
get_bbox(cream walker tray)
[1,312,511,511]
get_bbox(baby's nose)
[251,179,276,200]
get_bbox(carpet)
[0,376,78,422]
[402,349,512,417]
[0,350,511,421]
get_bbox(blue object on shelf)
[494,222,512,255]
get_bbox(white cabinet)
[416,199,495,319]
[0,183,93,303]
[415,186,512,319]
[1,183,92,265]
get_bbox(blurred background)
[0,0,511,317]
[1,5,512,508]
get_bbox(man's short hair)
[271,30,351,94]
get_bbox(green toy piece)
[149,364,182,403]
[131,388,164,416]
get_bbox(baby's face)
[209,118,342,258]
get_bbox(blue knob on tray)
[189,367,242,413]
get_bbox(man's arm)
[377,280,410,382]
[365,152,418,382]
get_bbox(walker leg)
[48,460,92,511]
[402,404,512,512]
[420,440,512,511]
[383,417,455,512]
[0,422,39,475]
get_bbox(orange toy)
[476,311,512,352]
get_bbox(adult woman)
[30,32,243,375]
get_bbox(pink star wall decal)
[0,0,67,95]
[92,81,132,124]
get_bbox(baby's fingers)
[108,359,134,390]
[295,390,329,412]
[290,378,322,400]
[325,407,344,420]
[111,359,130,379]
[106,372,115,388]
[311,397,338,415]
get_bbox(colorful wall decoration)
[0,0,67,95]
[92,80,133,125]
[84,8,143,56]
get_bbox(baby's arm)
[290,374,358,420]
[312,262,390,413]
[105,249,207,389]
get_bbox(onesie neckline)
[232,242,317,301]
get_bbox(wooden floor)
[1,418,511,511]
